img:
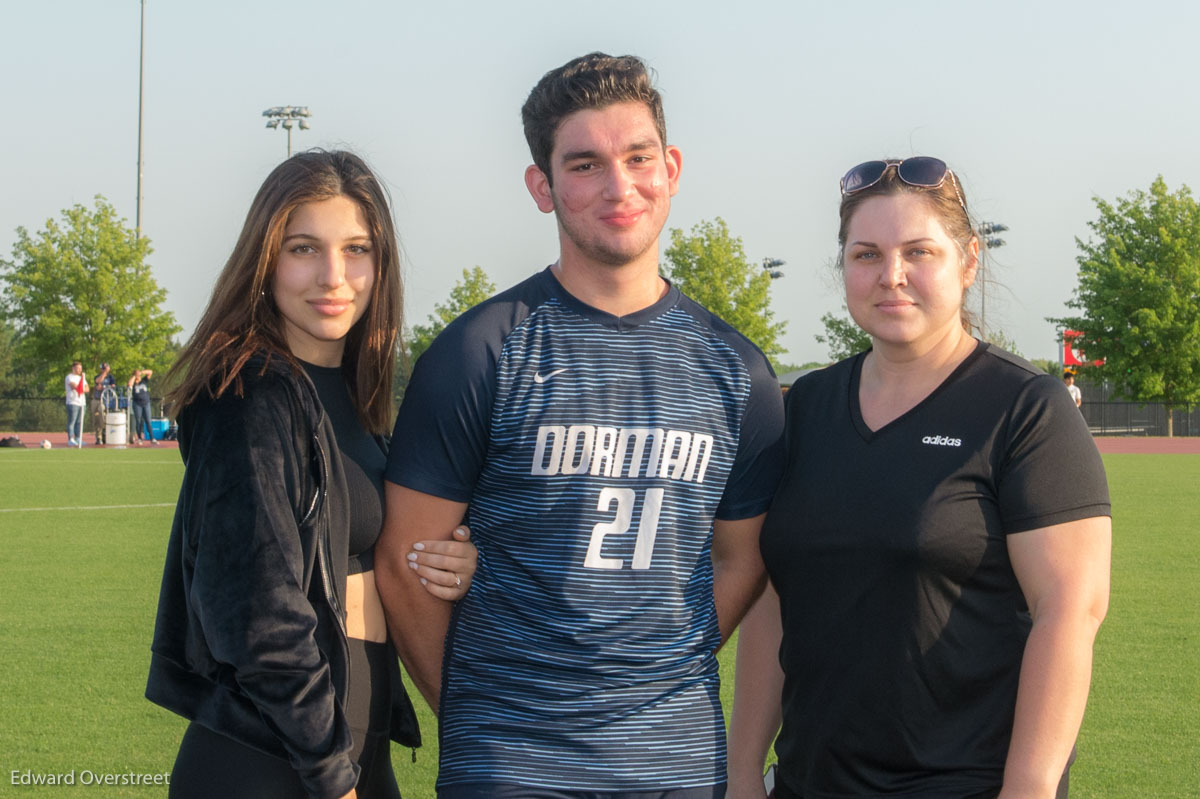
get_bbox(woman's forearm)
[727,585,785,796]
[999,609,1104,799]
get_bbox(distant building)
[778,367,825,391]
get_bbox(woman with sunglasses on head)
[147,150,477,799]
[728,158,1111,799]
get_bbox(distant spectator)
[1065,371,1083,409]
[64,360,88,447]
[129,368,156,446]
[91,363,117,445]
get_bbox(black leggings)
[169,722,401,799]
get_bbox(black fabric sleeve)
[998,373,1111,534]
[386,304,513,501]
[715,350,786,520]
[182,379,357,798]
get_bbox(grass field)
[0,449,1196,797]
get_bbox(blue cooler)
[150,418,169,441]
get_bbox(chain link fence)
[5,395,1196,437]
[0,397,166,434]
[1081,401,1199,437]
[1075,377,1199,436]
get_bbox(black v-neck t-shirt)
[762,342,1110,798]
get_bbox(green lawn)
[0,450,1195,797]
[1070,456,1200,797]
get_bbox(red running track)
[0,431,179,449]
[1092,437,1200,454]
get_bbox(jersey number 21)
[584,487,664,570]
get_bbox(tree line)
[0,198,180,409]
[5,179,1199,433]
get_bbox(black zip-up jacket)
[146,357,419,798]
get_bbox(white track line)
[0,459,179,465]
[0,502,175,513]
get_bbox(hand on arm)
[999,516,1111,799]
[409,525,477,601]
[727,583,785,798]
[375,482,469,711]
[711,514,769,646]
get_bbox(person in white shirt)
[64,360,88,447]
[1064,372,1083,409]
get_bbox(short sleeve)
[997,373,1111,534]
[715,354,786,520]
[386,312,503,501]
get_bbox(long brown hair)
[165,150,403,433]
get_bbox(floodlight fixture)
[977,221,1010,338]
[262,105,313,157]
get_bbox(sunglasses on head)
[840,156,965,210]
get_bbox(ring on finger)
[455,575,462,587]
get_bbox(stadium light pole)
[762,257,785,330]
[135,0,146,239]
[977,222,1008,338]
[263,106,312,158]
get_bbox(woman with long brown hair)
[147,150,476,799]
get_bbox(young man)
[376,53,785,797]
[91,363,116,445]
[1064,371,1083,409]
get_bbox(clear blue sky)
[3,0,1198,364]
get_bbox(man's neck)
[551,253,668,317]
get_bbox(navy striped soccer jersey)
[387,267,785,791]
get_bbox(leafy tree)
[1051,176,1200,435]
[0,319,16,394]
[815,308,872,361]
[0,321,22,430]
[407,266,497,365]
[1029,358,1060,377]
[815,312,1027,364]
[662,218,786,359]
[1,196,181,394]
[982,329,1023,357]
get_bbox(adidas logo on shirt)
[922,435,962,447]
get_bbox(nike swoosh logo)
[534,368,568,384]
